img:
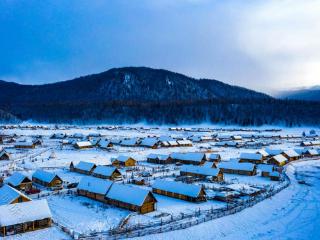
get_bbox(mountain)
[0,67,319,126]
[0,67,270,104]
[278,86,320,101]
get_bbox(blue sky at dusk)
[1,0,319,93]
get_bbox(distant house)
[74,141,93,149]
[207,153,221,163]
[176,140,193,147]
[305,149,320,157]
[50,133,66,139]
[180,165,224,181]
[77,176,113,203]
[92,166,122,180]
[146,154,173,164]
[239,153,263,164]
[32,170,63,188]
[105,183,157,214]
[0,199,52,237]
[0,150,10,160]
[257,164,275,177]
[139,138,160,149]
[269,171,281,181]
[256,149,269,160]
[152,180,206,202]
[98,139,113,149]
[265,148,283,157]
[14,141,35,149]
[71,161,97,175]
[111,156,136,167]
[0,184,31,205]
[5,172,32,191]
[281,149,300,161]
[218,161,257,176]
[120,138,139,147]
[268,154,288,166]
[170,152,207,165]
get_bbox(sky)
[0,0,319,94]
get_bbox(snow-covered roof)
[240,152,263,161]
[177,140,192,145]
[5,172,31,187]
[121,138,139,146]
[257,149,269,157]
[147,154,170,161]
[77,176,113,195]
[265,148,282,156]
[269,171,281,177]
[208,153,221,160]
[180,165,220,177]
[106,183,153,206]
[75,141,92,148]
[32,169,60,183]
[92,166,118,177]
[271,154,287,163]
[99,138,112,148]
[170,152,205,162]
[14,141,34,147]
[113,155,135,163]
[0,184,31,205]
[218,161,255,171]
[74,161,96,171]
[282,149,299,158]
[0,199,52,227]
[306,149,319,155]
[257,164,274,173]
[152,179,204,198]
[140,138,159,147]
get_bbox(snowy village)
[0,125,319,239]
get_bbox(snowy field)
[0,124,319,240]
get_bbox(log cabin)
[14,141,35,149]
[0,150,10,160]
[98,139,113,149]
[0,184,31,205]
[71,161,97,175]
[170,152,207,165]
[180,165,224,181]
[105,183,157,214]
[120,138,139,147]
[77,176,113,203]
[139,138,160,149]
[146,154,173,164]
[207,153,221,163]
[5,172,32,191]
[111,156,136,167]
[218,161,257,176]
[269,171,281,181]
[257,164,275,177]
[74,141,93,149]
[268,154,288,167]
[239,153,264,164]
[32,170,63,188]
[176,140,193,147]
[92,166,122,180]
[152,180,206,202]
[305,149,320,157]
[256,149,269,160]
[281,149,300,161]
[0,199,52,237]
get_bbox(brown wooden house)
[0,184,31,205]
[5,172,32,191]
[32,170,63,188]
[146,154,173,164]
[111,156,136,167]
[0,199,52,237]
[180,165,224,182]
[92,166,122,180]
[71,161,97,175]
[218,161,257,176]
[152,180,206,202]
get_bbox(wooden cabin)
[112,156,136,167]
[256,149,269,160]
[180,165,224,181]
[269,171,281,181]
[257,164,275,177]
[32,170,63,188]
[132,177,145,185]
[281,149,300,161]
[0,150,10,160]
[14,142,35,149]
[218,161,257,176]
[77,176,113,203]
[176,140,193,147]
[268,154,288,167]
[207,153,221,163]
[170,152,207,165]
[74,141,93,149]
[239,153,263,164]
[71,161,97,175]
[305,149,320,157]
[0,184,31,205]
[146,154,173,164]
[120,138,139,147]
[5,172,32,191]
[92,166,122,180]
[98,139,113,149]
[152,180,206,202]
[139,138,160,149]
[0,200,52,237]
[105,183,157,214]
